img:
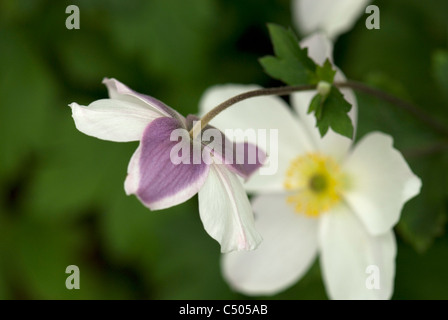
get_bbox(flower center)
[284,153,348,217]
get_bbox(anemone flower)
[69,78,264,252]
[199,35,421,299]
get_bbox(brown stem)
[189,81,448,139]
[189,84,316,138]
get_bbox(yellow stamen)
[284,153,348,217]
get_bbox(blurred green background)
[0,0,447,299]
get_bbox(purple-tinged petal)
[186,115,266,179]
[225,142,266,180]
[206,141,266,180]
[103,78,184,121]
[129,117,209,210]
[201,130,267,180]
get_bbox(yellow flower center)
[284,153,348,217]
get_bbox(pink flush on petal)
[135,117,210,210]
[132,116,266,210]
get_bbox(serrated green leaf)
[308,94,322,115]
[259,56,313,85]
[309,93,328,121]
[266,24,316,70]
[261,24,353,139]
[260,24,317,85]
[314,87,354,139]
[315,59,337,84]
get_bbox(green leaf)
[259,56,313,86]
[260,24,354,140]
[309,92,329,121]
[259,23,317,85]
[266,24,316,69]
[308,94,322,115]
[312,87,354,139]
[315,59,337,84]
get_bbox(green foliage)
[259,24,316,85]
[260,24,354,138]
[309,87,354,138]
[259,56,313,87]
[315,59,337,84]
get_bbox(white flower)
[199,35,422,299]
[293,0,372,40]
[69,78,264,252]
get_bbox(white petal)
[222,193,318,295]
[293,0,372,39]
[124,145,141,195]
[300,32,334,65]
[342,132,422,235]
[199,84,315,193]
[319,205,396,300]
[102,78,177,118]
[198,163,262,253]
[69,99,162,142]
